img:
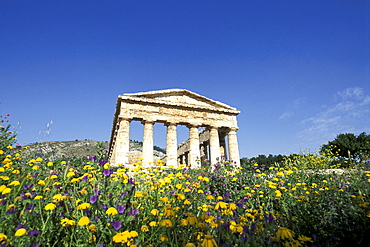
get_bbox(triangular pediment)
[120,89,239,114]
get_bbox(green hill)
[25,140,166,160]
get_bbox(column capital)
[164,122,178,127]
[187,124,200,129]
[141,120,155,125]
[229,127,239,132]
[118,117,132,122]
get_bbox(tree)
[320,132,370,162]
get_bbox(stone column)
[209,127,221,164]
[114,118,131,165]
[219,130,228,159]
[165,123,177,167]
[228,127,240,166]
[142,120,154,167]
[188,125,200,168]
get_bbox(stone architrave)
[108,89,241,167]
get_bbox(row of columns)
[113,118,240,167]
[178,127,240,166]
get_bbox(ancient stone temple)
[108,89,241,167]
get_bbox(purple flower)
[98,160,108,166]
[88,155,96,161]
[103,169,112,177]
[117,204,126,213]
[16,224,28,230]
[90,195,98,204]
[250,222,257,233]
[82,176,88,182]
[127,208,138,216]
[23,184,34,190]
[128,178,135,185]
[111,221,122,231]
[6,208,17,214]
[26,204,35,211]
[28,229,39,237]
[264,213,274,223]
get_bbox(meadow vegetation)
[1,114,369,246]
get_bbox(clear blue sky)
[1,0,369,158]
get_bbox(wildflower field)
[1,116,370,247]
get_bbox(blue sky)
[1,0,369,158]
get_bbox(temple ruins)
[108,89,241,167]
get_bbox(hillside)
[25,140,166,161]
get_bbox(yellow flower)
[186,213,198,225]
[66,172,75,177]
[9,181,20,186]
[275,190,282,197]
[180,219,188,226]
[164,205,175,217]
[1,187,11,195]
[159,197,169,203]
[77,202,91,210]
[45,203,56,210]
[149,221,158,227]
[0,233,7,241]
[106,207,118,215]
[229,222,243,234]
[206,195,214,200]
[88,235,96,243]
[141,225,149,232]
[160,219,173,227]
[61,218,76,227]
[298,235,313,242]
[185,243,196,247]
[112,230,138,243]
[53,194,65,201]
[151,209,159,216]
[14,228,27,237]
[215,201,228,210]
[229,203,237,210]
[160,235,168,241]
[184,199,191,205]
[37,180,46,186]
[202,235,218,247]
[78,216,90,226]
[276,227,295,241]
[88,224,97,232]
[175,193,186,200]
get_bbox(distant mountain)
[25,140,166,161]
